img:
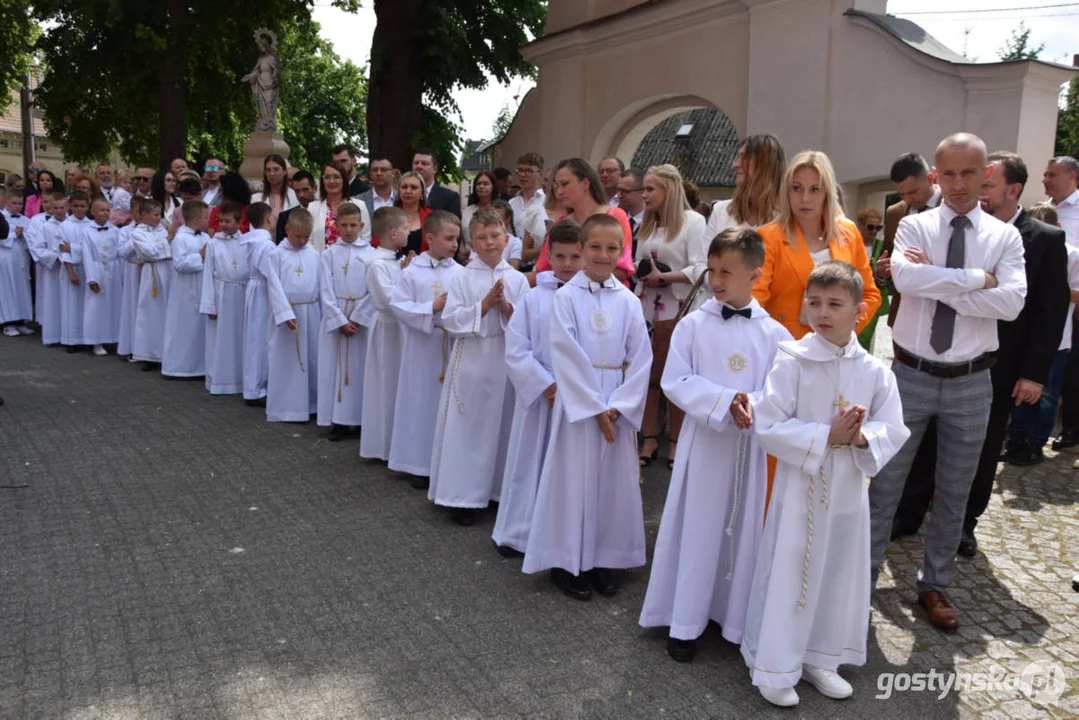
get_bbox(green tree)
[31,0,360,168]
[368,0,545,179]
[0,0,36,114]
[492,102,514,140]
[1057,77,1079,159]
[998,21,1044,61]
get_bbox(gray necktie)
[929,215,970,354]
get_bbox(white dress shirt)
[372,189,395,212]
[1052,188,1079,250]
[906,186,942,215]
[508,189,545,238]
[891,202,1027,363]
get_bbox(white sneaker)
[801,664,853,699]
[16,325,35,335]
[2,326,18,337]
[759,686,799,707]
[92,344,107,356]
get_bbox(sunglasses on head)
[204,165,222,172]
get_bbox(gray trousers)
[869,361,992,593]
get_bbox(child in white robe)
[317,202,375,439]
[359,207,410,460]
[58,192,91,350]
[131,200,172,367]
[0,189,34,335]
[264,207,321,422]
[428,207,530,525]
[116,200,143,358]
[388,211,465,485]
[200,201,250,394]
[163,200,208,378]
[492,219,584,556]
[241,211,276,405]
[522,214,652,600]
[31,195,66,345]
[81,198,123,353]
[639,228,791,662]
[742,261,909,708]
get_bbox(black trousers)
[964,363,1018,534]
[892,416,938,532]
[1059,316,1079,434]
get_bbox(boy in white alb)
[0,189,34,335]
[388,211,465,486]
[318,202,375,440]
[116,199,144,359]
[522,214,652,600]
[428,207,530,526]
[359,207,410,459]
[200,202,249,394]
[639,229,791,662]
[240,205,276,406]
[492,219,583,556]
[31,194,66,345]
[264,207,321,422]
[131,199,172,368]
[81,198,123,354]
[163,200,208,377]
[58,191,92,350]
[742,261,909,708]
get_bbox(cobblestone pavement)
[0,334,1075,719]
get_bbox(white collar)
[1007,206,1023,226]
[699,297,765,320]
[240,229,271,245]
[938,201,982,229]
[1053,189,1079,208]
[422,252,456,268]
[780,331,863,363]
[372,246,398,259]
[467,256,509,272]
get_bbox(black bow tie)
[194,230,203,236]
[95,226,108,232]
[557,282,565,289]
[721,305,752,321]
[10,214,21,218]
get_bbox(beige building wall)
[498,0,1073,206]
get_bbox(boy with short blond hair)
[58,190,92,350]
[522,213,651,599]
[163,199,209,377]
[428,207,530,525]
[131,198,172,367]
[388,210,465,484]
[81,197,123,354]
[200,201,249,394]
[359,206,411,458]
[264,207,321,422]
[318,201,376,439]
[240,202,276,405]
[32,193,69,345]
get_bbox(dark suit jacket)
[994,209,1070,388]
[349,176,369,197]
[275,207,297,244]
[426,184,462,219]
[882,200,908,327]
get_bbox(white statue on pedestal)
[242,28,280,133]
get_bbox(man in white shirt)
[507,152,545,236]
[357,157,396,221]
[1043,156,1079,450]
[201,157,226,206]
[869,133,1027,632]
[598,156,624,207]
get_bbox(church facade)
[495,0,1074,211]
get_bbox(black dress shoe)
[1009,446,1045,467]
[141,361,159,372]
[551,568,591,601]
[1073,573,1079,592]
[410,476,430,490]
[999,444,1022,462]
[1052,431,1079,451]
[245,397,267,408]
[450,507,475,526]
[495,543,523,559]
[65,345,77,354]
[328,424,349,442]
[957,536,977,558]
[588,568,618,596]
[667,637,697,663]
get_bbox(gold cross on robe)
[833,394,850,413]
[295,265,304,278]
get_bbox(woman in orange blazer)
[753,150,881,340]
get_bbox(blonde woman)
[752,150,881,340]
[635,164,707,468]
[520,169,564,267]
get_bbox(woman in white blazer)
[306,162,370,251]
[634,164,706,469]
[251,153,299,230]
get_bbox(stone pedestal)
[239,131,290,193]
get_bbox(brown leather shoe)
[918,590,959,631]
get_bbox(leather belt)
[894,346,995,379]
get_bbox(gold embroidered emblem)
[728,353,746,372]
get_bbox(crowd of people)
[0,132,1076,708]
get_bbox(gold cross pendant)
[231,258,238,269]
[432,280,442,295]
[295,265,304,278]
[833,394,850,413]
